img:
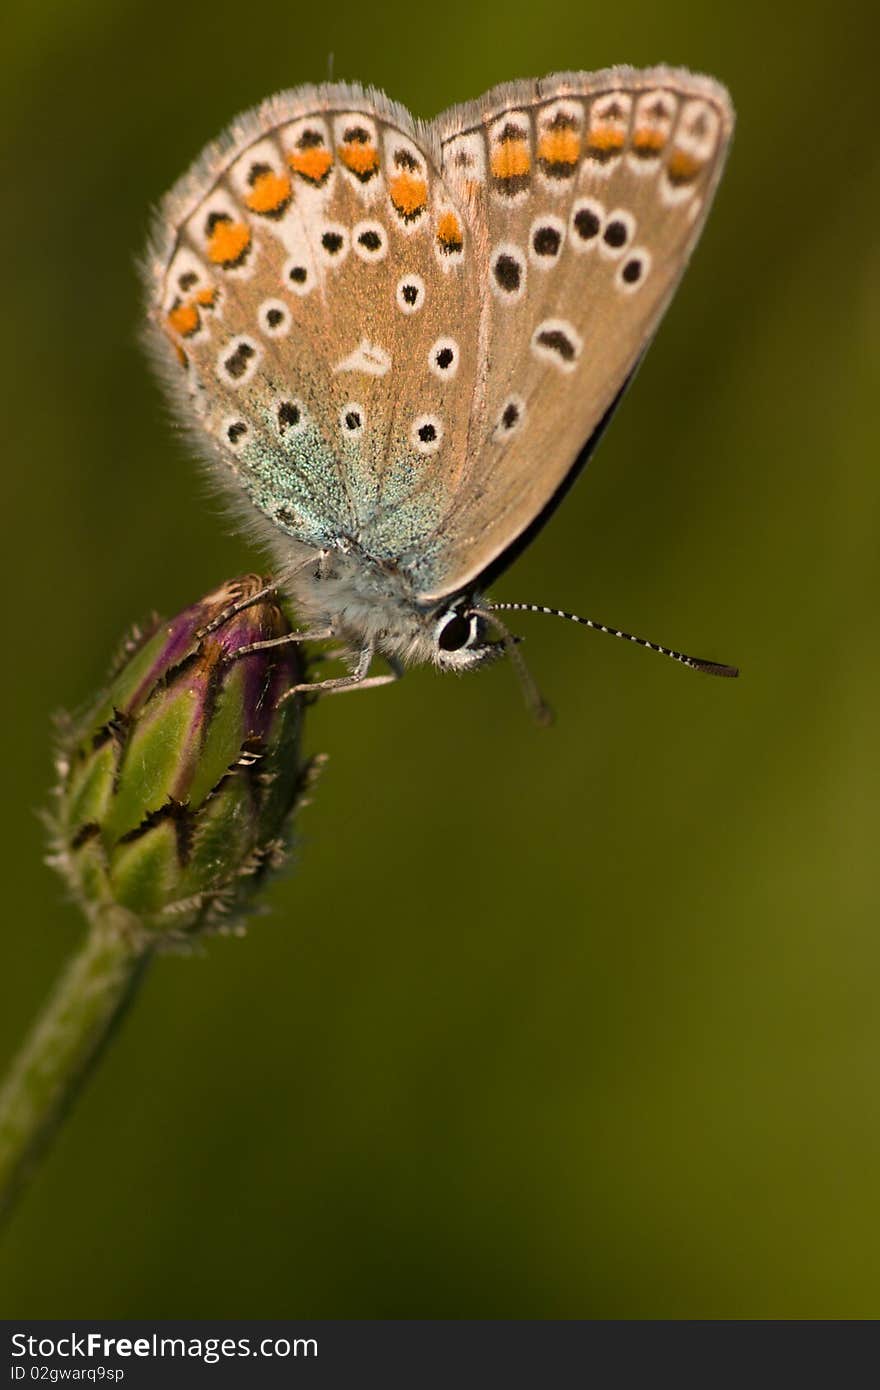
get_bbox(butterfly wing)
[403,66,734,601]
[144,84,482,561]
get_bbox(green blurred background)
[2,0,878,1318]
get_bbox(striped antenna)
[486,603,739,678]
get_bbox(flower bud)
[49,576,313,941]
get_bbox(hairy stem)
[0,915,152,1226]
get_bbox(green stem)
[0,916,152,1225]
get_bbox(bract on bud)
[49,576,313,941]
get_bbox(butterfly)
[144,66,737,713]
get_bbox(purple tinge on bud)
[120,576,301,720]
[50,576,315,940]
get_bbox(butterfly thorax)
[284,542,496,672]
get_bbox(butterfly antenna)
[488,603,739,678]
[476,607,555,725]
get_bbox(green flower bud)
[49,576,314,942]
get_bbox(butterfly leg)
[196,552,329,640]
[230,627,335,658]
[286,645,402,699]
[197,580,279,640]
[319,653,404,698]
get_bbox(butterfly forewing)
[408,67,733,599]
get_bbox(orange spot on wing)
[339,143,379,178]
[195,286,217,307]
[632,127,667,154]
[206,220,252,268]
[288,147,333,183]
[389,171,427,219]
[667,148,703,184]
[436,209,463,253]
[167,301,200,337]
[245,170,291,215]
[537,128,580,166]
[490,142,530,179]
[587,126,626,152]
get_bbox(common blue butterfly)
[145,67,737,709]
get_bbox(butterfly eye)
[436,610,476,652]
